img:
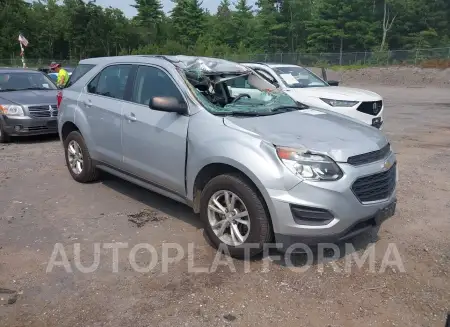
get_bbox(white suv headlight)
[276,146,343,181]
[320,98,358,107]
[0,104,24,116]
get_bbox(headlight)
[320,98,358,107]
[0,104,24,116]
[276,146,343,181]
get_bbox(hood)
[223,109,388,162]
[0,90,58,105]
[285,86,381,102]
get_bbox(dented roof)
[163,55,250,75]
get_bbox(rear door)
[77,64,133,168]
[121,64,189,196]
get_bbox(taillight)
[56,91,63,109]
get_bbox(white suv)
[231,63,384,129]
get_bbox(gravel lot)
[1,85,449,327]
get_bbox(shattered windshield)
[175,57,300,116]
[272,66,328,88]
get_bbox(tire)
[370,225,381,242]
[200,173,272,258]
[63,131,99,183]
[0,124,11,143]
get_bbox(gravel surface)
[0,85,449,327]
[338,67,450,88]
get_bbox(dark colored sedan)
[0,68,58,143]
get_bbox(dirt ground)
[0,85,449,327]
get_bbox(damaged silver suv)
[58,55,397,258]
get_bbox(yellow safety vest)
[57,68,69,87]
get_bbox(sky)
[92,0,252,17]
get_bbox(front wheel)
[200,174,272,258]
[0,124,11,143]
[63,131,99,183]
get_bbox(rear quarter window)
[66,64,96,88]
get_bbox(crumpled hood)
[223,109,388,162]
[285,86,381,102]
[0,90,58,105]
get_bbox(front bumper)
[1,115,58,136]
[266,151,397,251]
[330,104,384,127]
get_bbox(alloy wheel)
[207,190,251,246]
[67,140,84,175]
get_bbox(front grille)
[357,100,382,116]
[352,163,396,203]
[347,143,391,166]
[26,126,49,131]
[28,105,58,118]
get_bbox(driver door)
[121,65,189,196]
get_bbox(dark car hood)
[223,109,389,162]
[0,90,58,105]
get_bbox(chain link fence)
[1,47,450,68]
[228,47,450,67]
[0,58,78,69]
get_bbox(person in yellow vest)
[49,62,69,88]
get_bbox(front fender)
[186,113,301,209]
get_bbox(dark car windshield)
[272,66,329,88]
[0,72,57,91]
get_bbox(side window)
[87,65,132,100]
[67,64,95,87]
[227,76,256,89]
[87,74,100,94]
[131,65,183,106]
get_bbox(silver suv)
[58,55,397,258]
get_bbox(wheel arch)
[191,161,274,223]
[61,121,80,141]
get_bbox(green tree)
[255,0,287,52]
[132,0,165,45]
[170,0,206,49]
[279,0,313,52]
[231,0,255,48]
[306,0,378,53]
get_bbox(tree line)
[0,0,449,61]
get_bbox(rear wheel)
[0,124,11,143]
[200,174,272,258]
[63,131,99,183]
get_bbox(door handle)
[124,113,137,122]
[83,99,92,107]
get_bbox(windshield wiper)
[0,87,52,92]
[270,106,303,113]
[20,87,53,91]
[214,111,266,117]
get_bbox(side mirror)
[150,96,187,114]
[327,80,340,86]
